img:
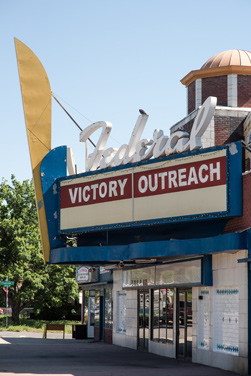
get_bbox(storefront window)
[156,259,201,285]
[123,259,202,289]
[122,266,155,287]
[94,290,100,326]
[83,291,89,323]
[152,288,174,343]
[152,290,160,341]
[89,293,95,326]
[105,288,113,329]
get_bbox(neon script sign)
[78,96,217,172]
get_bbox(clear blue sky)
[1,0,251,182]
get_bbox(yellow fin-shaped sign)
[15,38,51,263]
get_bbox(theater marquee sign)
[60,147,229,232]
[15,38,243,262]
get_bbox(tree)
[33,264,80,320]
[0,175,79,322]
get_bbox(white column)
[195,79,202,109]
[228,74,238,107]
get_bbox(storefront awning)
[49,231,247,265]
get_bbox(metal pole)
[6,287,8,329]
[51,93,96,148]
[85,141,88,171]
[51,93,83,131]
[81,287,85,325]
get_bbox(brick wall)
[224,172,251,233]
[172,113,244,148]
[183,118,194,134]
[174,114,243,147]
[214,116,244,145]
[104,328,112,344]
[202,76,227,106]
[245,158,251,171]
[188,81,195,114]
[214,116,230,145]
[94,326,99,341]
[238,75,251,107]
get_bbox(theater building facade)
[15,41,251,375]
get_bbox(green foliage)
[33,264,79,320]
[0,316,81,333]
[0,175,79,322]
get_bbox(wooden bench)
[43,324,65,339]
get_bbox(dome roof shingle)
[201,50,251,69]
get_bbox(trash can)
[72,324,87,339]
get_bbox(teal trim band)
[49,232,247,264]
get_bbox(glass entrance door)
[87,295,95,338]
[138,291,149,351]
[177,289,192,359]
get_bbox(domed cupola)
[181,50,251,114]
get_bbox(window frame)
[151,288,174,343]
[104,288,113,329]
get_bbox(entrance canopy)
[50,231,247,265]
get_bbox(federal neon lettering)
[78,96,217,172]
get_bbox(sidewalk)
[0,330,72,339]
[0,331,241,376]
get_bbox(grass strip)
[0,316,81,333]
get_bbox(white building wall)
[112,251,248,374]
[201,117,215,149]
[149,339,176,358]
[112,270,138,350]
[113,269,177,358]
[192,250,248,375]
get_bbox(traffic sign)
[1,281,14,287]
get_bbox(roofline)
[181,65,251,87]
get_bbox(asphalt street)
[0,331,241,376]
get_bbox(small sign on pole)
[1,281,14,287]
[1,278,14,329]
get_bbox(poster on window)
[117,292,126,334]
[213,287,239,355]
[198,288,210,350]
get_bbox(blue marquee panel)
[58,143,242,235]
[40,146,67,250]
[49,232,247,264]
[40,143,243,264]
